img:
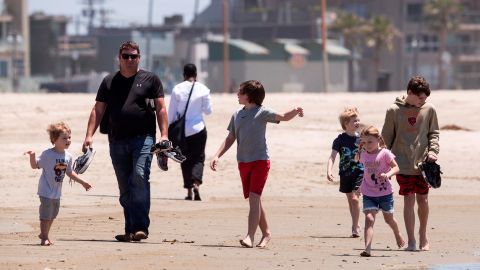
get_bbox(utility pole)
[223,0,230,93]
[193,0,199,26]
[320,0,330,92]
[10,31,19,92]
[145,0,154,71]
[81,0,105,34]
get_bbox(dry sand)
[1,90,479,270]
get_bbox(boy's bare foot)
[40,239,53,246]
[420,241,430,251]
[396,233,406,248]
[405,241,417,251]
[256,234,271,248]
[239,237,253,248]
[351,226,361,238]
[360,250,371,257]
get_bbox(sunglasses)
[121,53,140,60]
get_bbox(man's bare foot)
[395,233,406,248]
[240,237,253,248]
[256,234,271,248]
[405,241,417,251]
[420,241,430,251]
[40,239,53,246]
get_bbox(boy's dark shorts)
[396,174,429,196]
[339,175,362,193]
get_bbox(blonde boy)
[25,122,91,246]
[327,107,364,237]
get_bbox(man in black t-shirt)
[83,41,168,242]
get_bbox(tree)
[364,15,401,91]
[424,0,463,89]
[330,12,367,91]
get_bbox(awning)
[206,34,269,54]
[276,39,310,55]
[316,39,351,56]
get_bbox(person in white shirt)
[168,64,212,200]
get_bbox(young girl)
[356,126,405,257]
[327,107,364,237]
[210,80,303,248]
[25,122,92,246]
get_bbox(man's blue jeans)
[109,135,154,235]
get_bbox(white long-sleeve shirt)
[168,80,213,137]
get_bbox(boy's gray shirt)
[227,105,279,162]
[36,148,73,199]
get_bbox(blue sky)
[28,0,211,34]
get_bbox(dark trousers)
[109,135,153,235]
[181,128,207,189]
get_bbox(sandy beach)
[1,90,479,270]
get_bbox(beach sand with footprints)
[1,90,479,269]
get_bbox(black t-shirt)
[332,132,364,177]
[96,70,164,141]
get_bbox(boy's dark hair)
[407,76,430,97]
[119,41,140,55]
[239,80,265,106]
[183,63,197,78]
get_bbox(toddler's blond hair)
[47,122,71,144]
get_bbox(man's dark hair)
[119,41,140,55]
[407,76,431,96]
[183,63,197,78]
[239,80,265,106]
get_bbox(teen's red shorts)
[396,174,429,195]
[238,160,270,199]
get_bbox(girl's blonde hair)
[355,126,386,161]
[360,126,386,149]
[47,122,71,144]
[339,107,359,130]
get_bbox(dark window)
[345,4,367,18]
[0,61,8,77]
[405,33,438,53]
[245,0,260,10]
[406,3,423,22]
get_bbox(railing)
[461,11,480,24]
[447,44,480,55]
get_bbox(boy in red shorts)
[382,76,440,251]
[210,80,304,248]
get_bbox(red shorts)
[238,160,270,199]
[396,174,429,196]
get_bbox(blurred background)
[0,0,477,93]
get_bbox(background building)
[0,0,30,92]
[19,0,480,92]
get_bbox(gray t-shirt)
[36,148,73,199]
[227,105,279,162]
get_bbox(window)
[406,3,423,22]
[344,4,367,18]
[0,60,8,77]
[405,33,438,53]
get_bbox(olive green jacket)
[381,96,440,175]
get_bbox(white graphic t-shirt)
[37,148,73,199]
